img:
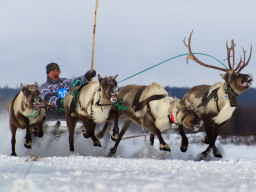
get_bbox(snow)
[1,113,256,192]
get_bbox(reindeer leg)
[202,122,212,144]
[213,144,222,158]
[111,110,120,141]
[81,125,89,138]
[108,118,132,157]
[66,114,78,152]
[152,128,170,152]
[197,146,212,160]
[212,126,222,158]
[143,115,170,152]
[10,125,17,156]
[149,133,155,145]
[196,124,222,160]
[34,121,44,138]
[178,125,188,152]
[24,125,32,149]
[96,121,111,139]
[81,117,101,147]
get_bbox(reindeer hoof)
[111,134,119,142]
[160,144,171,152]
[213,146,223,158]
[107,148,116,157]
[24,139,32,149]
[82,130,89,138]
[96,132,104,139]
[107,152,114,157]
[24,143,31,149]
[180,138,188,152]
[214,154,223,158]
[94,141,102,147]
[11,152,17,157]
[180,145,188,152]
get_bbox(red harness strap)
[171,107,175,123]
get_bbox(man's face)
[48,69,60,81]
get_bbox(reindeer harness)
[131,86,187,125]
[69,84,117,118]
[197,83,238,113]
[132,86,166,112]
[197,88,221,112]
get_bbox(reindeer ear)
[34,81,39,87]
[20,83,24,89]
[220,73,225,80]
[21,86,28,96]
[113,74,118,79]
[98,74,102,82]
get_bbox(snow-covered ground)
[1,113,256,192]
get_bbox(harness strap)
[132,86,166,112]
[132,86,147,111]
[95,99,112,107]
[142,95,167,111]
[69,89,80,115]
[225,84,239,107]
[29,111,41,119]
[75,89,98,117]
[168,107,176,124]
[197,88,220,112]
[181,113,187,122]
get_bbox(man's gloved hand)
[85,70,96,81]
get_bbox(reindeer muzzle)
[191,120,203,132]
[110,87,119,103]
[242,74,253,88]
[33,102,44,111]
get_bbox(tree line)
[1,86,256,135]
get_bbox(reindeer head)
[21,81,44,111]
[171,98,202,131]
[184,30,253,95]
[98,74,119,104]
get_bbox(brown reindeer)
[7,82,45,156]
[181,31,253,160]
[63,74,119,152]
[106,82,202,156]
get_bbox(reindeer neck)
[223,83,239,107]
[95,90,112,107]
[169,100,176,112]
[169,100,180,123]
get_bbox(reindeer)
[106,82,202,156]
[7,82,45,156]
[63,74,119,152]
[181,31,253,160]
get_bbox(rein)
[118,53,227,83]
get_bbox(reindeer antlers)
[183,30,252,73]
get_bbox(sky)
[0,0,256,89]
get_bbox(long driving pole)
[90,0,99,81]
